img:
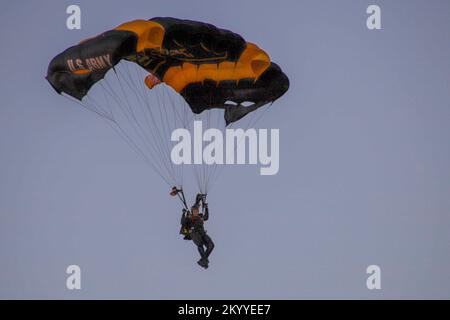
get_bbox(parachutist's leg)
[203,234,214,260]
[197,245,206,260]
[191,231,207,261]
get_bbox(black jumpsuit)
[181,207,214,262]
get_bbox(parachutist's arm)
[203,203,209,221]
[194,193,204,208]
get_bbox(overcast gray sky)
[1,0,449,299]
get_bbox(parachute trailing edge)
[46,17,289,125]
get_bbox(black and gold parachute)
[46,17,289,125]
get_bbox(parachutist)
[47,17,288,265]
[180,197,214,269]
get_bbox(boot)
[197,259,208,269]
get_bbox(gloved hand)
[195,193,203,203]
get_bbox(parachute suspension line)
[118,61,199,189]
[177,189,188,210]
[149,83,179,185]
[203,103,216,194]
[144,88,180,185]
[131,65,181,186]
[175,88,199,190]
[97,85,175,187]
[112,64,180,185]
[206,102,274,194]
[62,94,114,123]
[108,120,174,187]
[163,86,186,186]
[101,73,165,175]
[193,100,206,193]
[119,63,178,184]
[156,84,181,185]
[63,91,173,187]
[100,65,178,186]
[203,106,211,193]
[204,108,223,194]
[192,113,204,194]
[246,101,275,132]
[191,112,201,193]
[196,92,224,194]
[160,81,194,188]
[177,92,193,129]
[115,66,165,162]
[192,93,211,194]
[159,77,185,128]
[172,91,188,186]
[84,94,113,121]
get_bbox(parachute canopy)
[46,17,289,125]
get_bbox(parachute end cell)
[45,75,62,95]
[224,102,265,126]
